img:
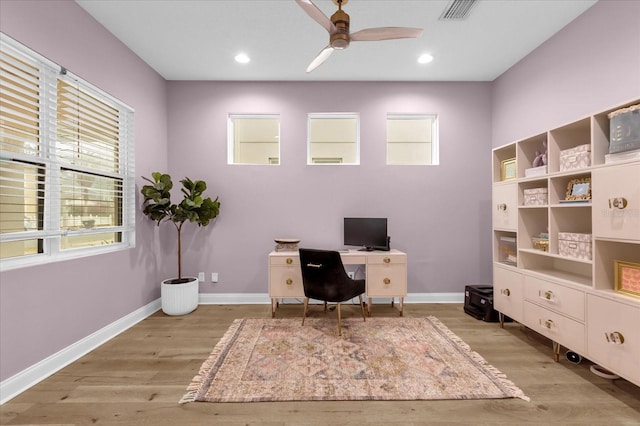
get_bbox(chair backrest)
[298,248,353,302]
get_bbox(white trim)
[1,292,463,404]
[0,299,160,405]
[198,292,464,305]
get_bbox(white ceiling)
[75,0,597,82]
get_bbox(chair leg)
[302,297,309,326]
[337,303,342,336]
[358,295,366,322]
[324,301,328,312]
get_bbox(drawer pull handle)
[543,319,554,329]
[542,290,553,301]
[605,331,625,345]
[608,197,628,210]
[383,257,391,264]
[383,278,391,285]
[501,288,511,296]
[286,258,293,265]
[286,278,293,285]
[497,203,507,211]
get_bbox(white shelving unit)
[491,99,640,387]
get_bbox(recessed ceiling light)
[418,54,434,64]
[235,53,250,64]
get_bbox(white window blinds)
[0,33,135,270]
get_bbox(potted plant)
[141,172,220,315]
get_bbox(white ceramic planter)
[161,277,199,315]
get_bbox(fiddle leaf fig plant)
[141,172,220,283]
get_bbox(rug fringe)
[179,318,246,404]
[426,316,530,402]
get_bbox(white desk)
[268,249,407,318]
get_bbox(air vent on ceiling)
[439,0,478,21]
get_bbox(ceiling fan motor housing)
[330,9,350,49]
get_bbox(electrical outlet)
[211,272,219,283]
[347,271,355,279]
[197,272,205,282]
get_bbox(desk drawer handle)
[501,288,511,296]
[383,278,391,285]
[286,258,293,265]
[540,290,554,301]
[605,331,625,344]
[383,257,391,264]
[608,197,627,210]
[543,319,554,329]
[497,203,507,211]
[286,278,293,285]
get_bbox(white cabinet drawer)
[587,295,640,386]
[592,163,640,241]
[523,275,585,321]
[493,182,518,231]
[269,266,303,298]
[493,265,523,322]
[366,264,406,296]
[524,301,585,355]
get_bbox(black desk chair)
[299,248,366,336]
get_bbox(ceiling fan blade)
[306,45,334,73]
[350,27,424,42]
[295,0,336,33]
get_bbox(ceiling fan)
[295,0,424,73]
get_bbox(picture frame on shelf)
[614,260,640,298]
[564,177,591,201]
[501,158,516,181]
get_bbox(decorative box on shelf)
[524,165,547,178]
[605,148,640,164]
[498,236,517,265]
[523,187,548,206]
[532,237,549,252]
[558,232,592,260]
[608,104,640,154]
[560,144,591,171]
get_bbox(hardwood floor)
[2,303,639,425]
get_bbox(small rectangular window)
[387,114,439,165]
[228,115,280,165]
[308,113,359,165]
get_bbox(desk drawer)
[367,264,407,296]
[269,266,303,298]
[269,254,300,267]
[367,253,406,265]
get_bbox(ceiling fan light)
[234,53,250,64]
[418,53,434,64]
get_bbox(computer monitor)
[343,217,388,251]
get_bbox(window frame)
[307,113,360,166]
[386,114,439,165]
[0,33,135,271]
[227,114,281,165]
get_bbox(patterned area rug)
[180,316,529,403]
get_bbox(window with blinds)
[0,33,135,270]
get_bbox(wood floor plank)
[1,303,639,425]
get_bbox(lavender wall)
[492,0,640,147]
[3,0,637,390]
[166,81,493,295]
[0,1,168,380]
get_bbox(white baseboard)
[1,292,463,404]
[0,299,161,405]
[199,292,464,305]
